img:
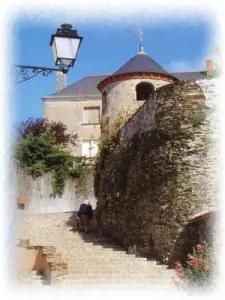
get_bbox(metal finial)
[139,28,144,51]
[61,24,72,30]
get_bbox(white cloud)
[166,44,218,72]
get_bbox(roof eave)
[42,95,102,101]
[97,72,179,92]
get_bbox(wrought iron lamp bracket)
[15,65,68,84]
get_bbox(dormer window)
[136,82,154,101]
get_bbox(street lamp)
[16,24,83,83]
[50,23,83,70]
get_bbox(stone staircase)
[17,270,50,287]
[16,212,177,289]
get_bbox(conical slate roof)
[113,51,169,76]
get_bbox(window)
[82,140,98,157]
[83,107,100,124]
[136,82,155,101]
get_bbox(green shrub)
[16,117,78,146]
[15,119,91,196]
[175,241,216,291]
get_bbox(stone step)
[55,282,175,290]
[64,271,173,278]
[48,247,124,253]
[54,280,174,286]
[18,275,44,280]
[19,226,74,230]
[53,277,175,286]
[16,270,50,287]
[18,281,50,286]
[33,246,127,254]
[61,255,139,261]
[63,266,173,273]
[62,261,154,268]
[55,273,174,286]
[57,272,174,278]
[19,236,116,241]
[28,242,123,250]
[24,236,120,242]
[65,264,171,271]
[24,236,120,243]
[18,213,175,289]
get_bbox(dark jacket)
[78,203,93,219]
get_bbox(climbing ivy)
[15,118,92,196]
[96,107,137,162]
[192,111,206,127]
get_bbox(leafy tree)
[16,117,78,147]
[15,117,91,196]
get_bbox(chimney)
[206,59,214,78]
[56,71,67,92]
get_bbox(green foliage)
[15,119,91,196]
[98,137,117,155]
[16,117,78,147]
[70,156,94,179]
[192,111,206,127]
[15,135,56,176]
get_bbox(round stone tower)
[97,50,179,134]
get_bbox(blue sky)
[13,17,213,124]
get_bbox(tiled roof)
[113,51,169,76]
[43,72,208,100]
[171,71,207,80]
[45,75,108,99]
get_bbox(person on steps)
[77,200,93,233]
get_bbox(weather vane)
[139,28,144,51]
[130,28,148,52]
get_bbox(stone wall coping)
[186,207,218,224]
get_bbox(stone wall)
[15,162,97,213]
[95,79,219,266]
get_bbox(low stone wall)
[15,162,97,213]
[95,79,219,266]
[16,246,52,281]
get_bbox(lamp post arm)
[15,65,68,84]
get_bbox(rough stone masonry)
[95,79,219,266]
